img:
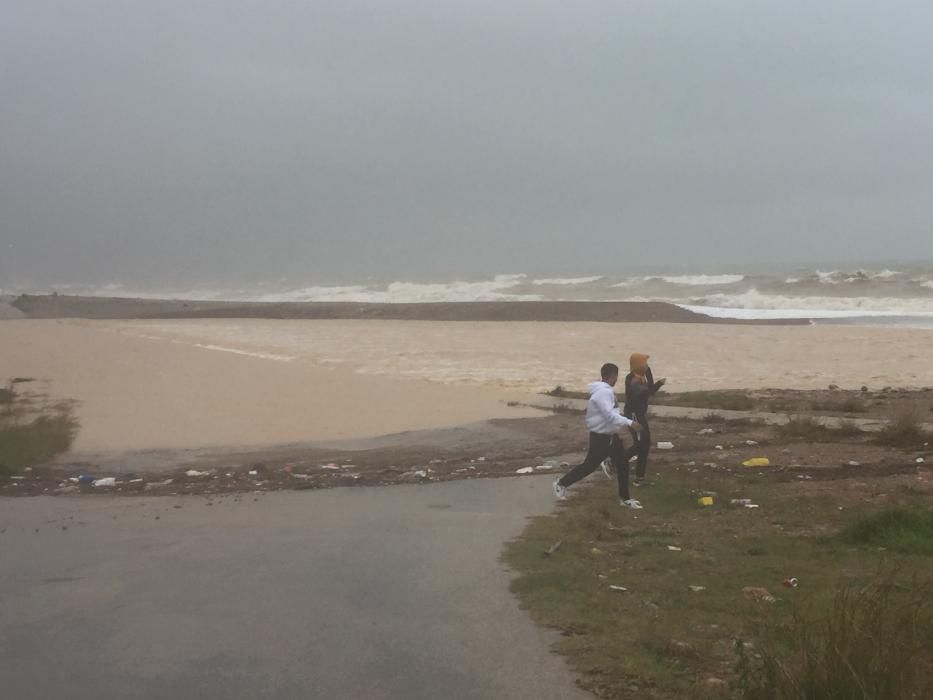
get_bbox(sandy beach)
[2,312,933,454]
[0,320,540,453]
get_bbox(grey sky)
[2,1,932,287]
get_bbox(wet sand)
[0,320,539,453]
[2,317,932,454]
[91,317,933,392]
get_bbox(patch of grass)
[0,381,78,476]
[660,390,755,412]
[874,410,932,447]
[0,413,78,476]
[833,419,864,437]
[778,416,830,440]
[811,398,867,414]
[503,463,933,698]
[738,569,933,699]
[549,401,583,415]
[843,508,933,554]
[778,416,865,441]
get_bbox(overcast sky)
[2,1,932,287]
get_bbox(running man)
[553,363,644,509]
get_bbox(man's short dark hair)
[601,363,619,380]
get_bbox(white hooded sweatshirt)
[585,381,635,435]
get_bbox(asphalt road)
[0,477,588,700]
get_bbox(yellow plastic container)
[742,457,771,468]
[698,496,714,506]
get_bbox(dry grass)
[874,406,932,448]
[0,380,79,476]
[739,568,933,699]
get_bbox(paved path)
[0,478,588,700]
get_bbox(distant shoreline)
[7,294,807,325]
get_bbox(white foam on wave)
[531,275,604,286]
[681,288,933,319]
[815,269,902,285]
[257,274,540,304]
[922,281,933,291]
[612,274,745,288]
[192,344,296,362]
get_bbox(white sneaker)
[632,477,644,487]
[600,459,613,480]
[553,480,567,500]
[620,499,643,509]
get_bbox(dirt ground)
[4,388,930,498]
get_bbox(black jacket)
[622,367,663,421]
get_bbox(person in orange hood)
[622,353,666,486]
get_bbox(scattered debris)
[783,577,800,588]
[714,445,724,450]
[657,441,675,450]
[78,475,96,485]
[185,470,209,478]
[667,545,682,552]
[92,477,116,488]
[516,467,535,474]
[742,457,771,468]
[697,496,714,507]
[609,585,629,592]
[743,587,776,603]
[697,428,714,435]
[145,478,174,490]
[688,585,707,593]
[847,461,861,467]
[544,539,563,556]
[917,457,925,464]
[591,547,604,556]
[744,440,759,446]
[321,464,340,470]
[667,640,698,658]
[534,464,555,471]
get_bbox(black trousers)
[558,432,636,500]
[632,420,651,479]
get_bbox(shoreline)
[7,294,807,325]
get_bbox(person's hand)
[630,421,643,432]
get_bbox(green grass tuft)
[874,411,932,447]
[739,569,933,699]
[843,508,933,554]
[0,381,79,476]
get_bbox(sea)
[6,264,933,329]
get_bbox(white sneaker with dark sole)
[553,480,567,500]
[600,459,613,480]
[620,499,644,509]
